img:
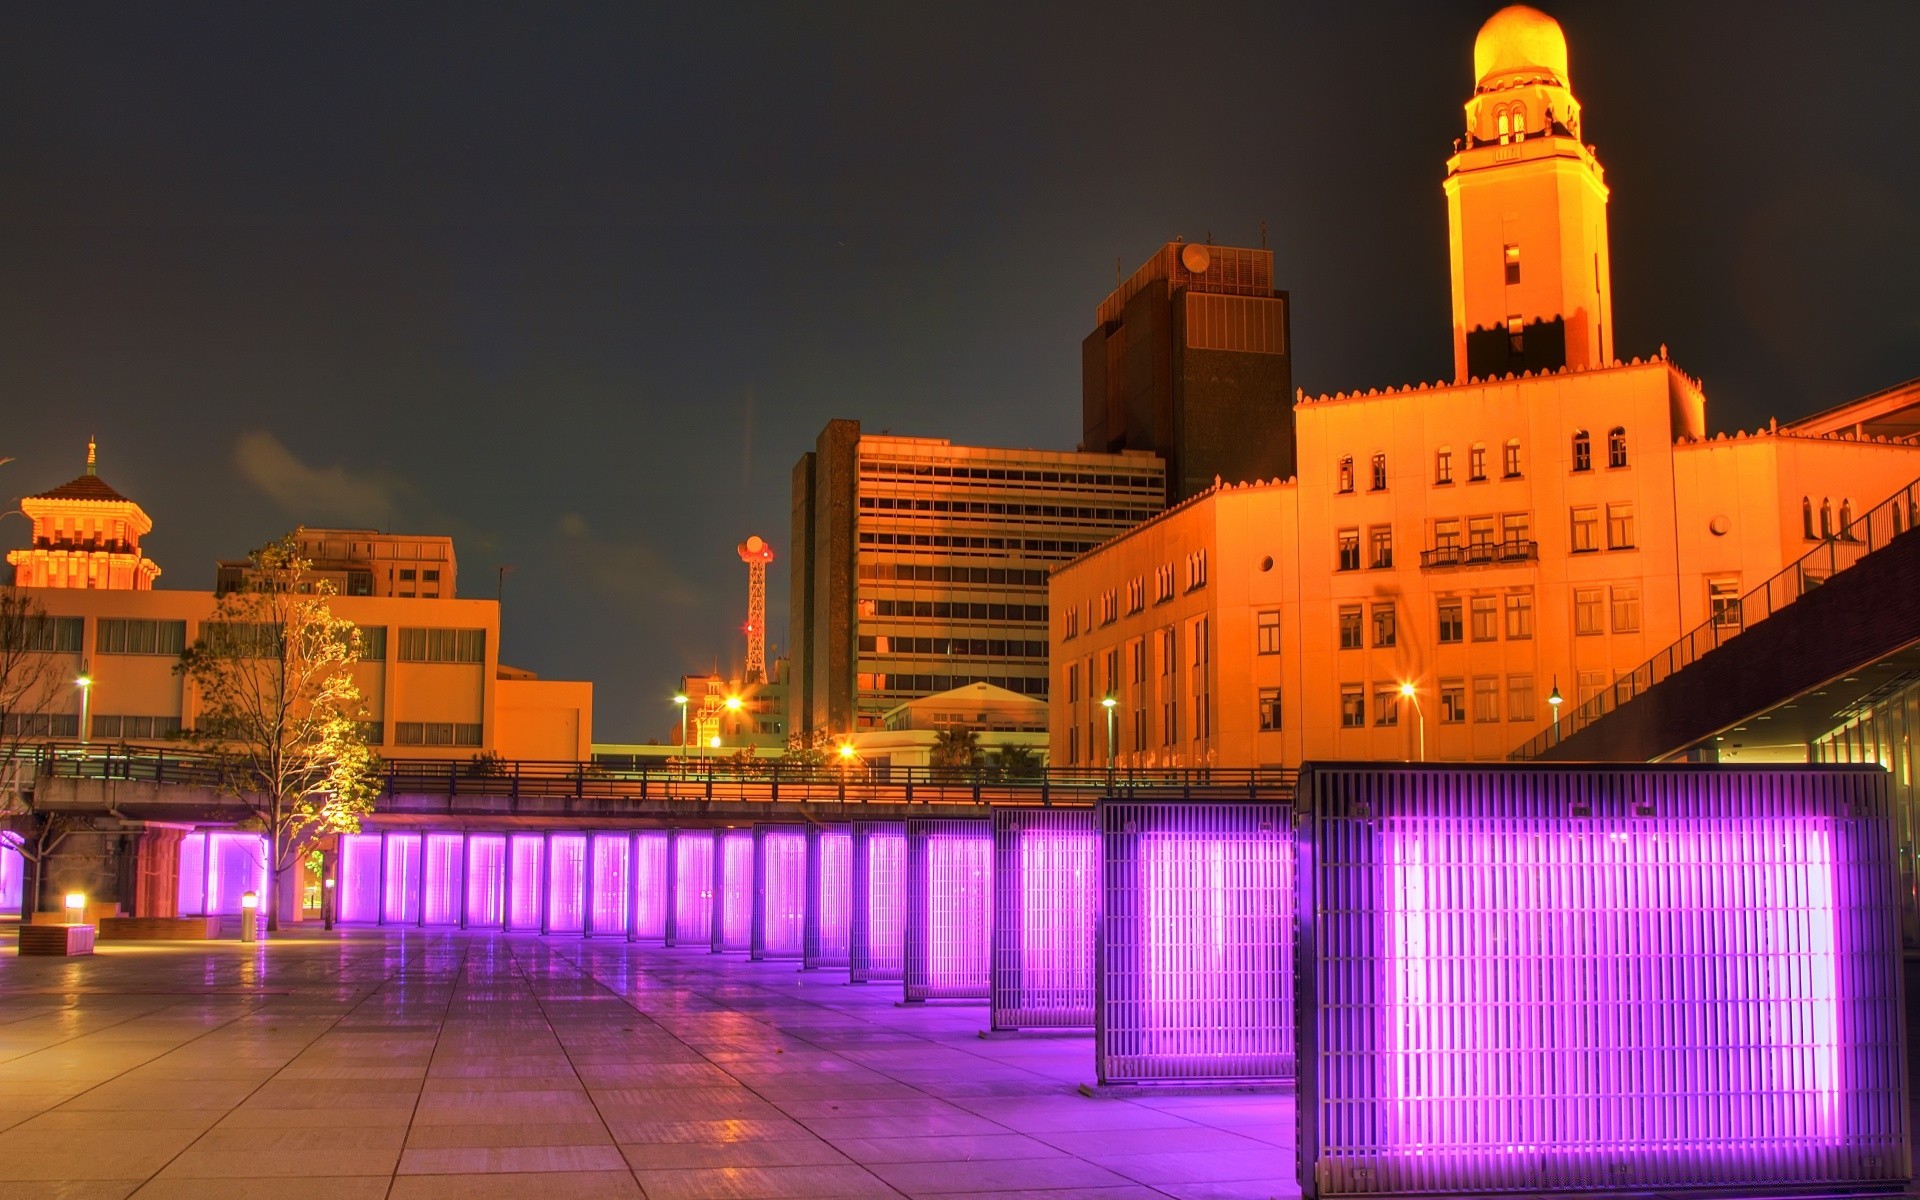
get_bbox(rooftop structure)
[6,441,161,590]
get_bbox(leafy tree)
[0,587,79,917]
[930,726,981,779]
[991,743,1043,780]
[177,533,380,930]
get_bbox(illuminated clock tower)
[1444,4,1614,383]
[6,440,162,590]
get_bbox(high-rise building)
[6,441,161,590]
[1049,5,1920,770]
[1081,241,1294,503]
[216,529,457,598]
[789,420,1163,738]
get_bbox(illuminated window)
[1507,314,1524,353]
[1374,687,1400,727]
[1437,599,1464,644]
[1573,588,1603,635]
[1504,242,1521,285]
[1469,443,1487,481]
[1472,676,1500,723]
[1337,455,1354,493]
[1709,576,1743,630]
[1369,525,1394,569]
[1340,685,1366,728]
[1611,584,1641,632]
[1469,596,1498,642]
[1433,518,1461,555]
[1372,603,1397,648]
[1607,502,1636,549]
[1501,512,1530,551]
[1496,108,1511,144]
[1510,103,1526,140]
[1370,453,1388,491]
[97,619,187,656]
[1257,688,1282,732]
[1507,674,1536,722]
[1435,446,1453,484]
[1504,592,1534,640]
[1607,426,1628,468]
[1570,505,1599,552]
[1439,680,1466,724]
[1572,429,1592,472]
[397,628,485,663]
[1338,606,1363,650]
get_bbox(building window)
[1155,563,1175,602]
[1337,528,1361,572]
[1573,587,1603,636]
[1508,674,1536,722]
[1468,515,1496,553]
[1159,627,1177,675]
[1470,596,1498,642]
[1435,447,1453,485]
[1369,525,1394,569]
[1066,662,1080,703]
[1340,685,1366,729]
[1505,592,1534,640]
[1572,430,1592,472]
[1507,314,1524,353]
[1256,610,1281,655]
[398,628,486,664]
[1338,605,1364,650]
[1434,518,1461,556]
[1372,603,1397,648]
[1469,443,1487,482]
[1186,550,1207,590]
[1126,578,1145,614]
[1258,688,1282,732]
[1162,700,1179,745]
[1504,243,1521,285]
[1337,456,1354,494]
[1064,608,1079,639]
[395,722,484,747]
[1501,512,1530,551]
[1838,500,1856,540]
[1578,671,1608,707]
[358,625,387,661]
[1192,684,1210,742]
[1607,502,1635,549]
[90,714,182,740]
[1133,706,1148,752]
[1709,576,1743,631]
[1472,676,1500,723]
[1370,453,1388,491]
[1068,725,1079,764]
[1503,439,1522,478]
[1611,585,1642,633]
[97,619,187,656]
[1440,680,1466,724]
[1570,505,1599,552]
[16,616,83,653]
[1607,426,1628,468]
[1191,616,1209,666]
[1374,687,1400,726]
[1820,499,1834,539]
[1129,639,1146,684]
[1437,599,1464,644]
[1099,591,1118,625]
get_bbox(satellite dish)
[1180,243,1212,274]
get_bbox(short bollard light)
[64,892,86,923]
[323,876,336,930]
[239,890,259,942]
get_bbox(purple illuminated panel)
[713,830,752,953]
[177,832,208,916]
[991,808,1097,1030]
[850,821,905,983]
[803,824,851,970]
[666,829,713,946]
[1296,765,1910,1198]
[382,833,422,923]
[0,833,22,915]
[589,833,630,937]
[507,834,544,931]
[905,819,992,1002]
[337,833,379,923]
[1096,799,1293,1086]
[547,833,587,934]
[751,826,806,960]
[630,832,670,941]
[422,833,463,925]
[205,832,269,916]
[466,834,506,928]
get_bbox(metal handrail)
[1511,477,1920,759]
[1420,539,1539,569]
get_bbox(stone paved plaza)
[0,929,1296,1199]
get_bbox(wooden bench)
[97,916,222,941]
[18,924,95,956]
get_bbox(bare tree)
[0,587,81,917]
[177,533,380,930]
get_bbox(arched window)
[1370,453,1388,491]
[1571,430,1592,472]
[1496,109,1510,144]
[1802,497,1816,540]
[1510,103,1527,141]
[1503,439,1522,478]
[1607,426,1628,468]
[1820,499,1834,539]
[1337,456,1354,494]
[1839,499,1855,540]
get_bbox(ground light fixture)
[322,875,335,930]
[239,890,259,942]
[63,892,85,921]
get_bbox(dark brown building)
[1082,241,1295,504]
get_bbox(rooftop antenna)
[1260,220,1268,249]
[737,535,774,684]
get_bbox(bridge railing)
[31,742,1296,807]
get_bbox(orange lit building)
[1050,5,1920,769]
[6,442,162,590]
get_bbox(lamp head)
[76,674,91,688]
[724,695,743,711]
[837,743,857,760]
[240,891,259,910]
[1100,696,1117,710]
[672,693,688,706]
[1399,682,1416,698]
[708,735,721,748]
[63,892,85,913]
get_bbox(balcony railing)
[1420,539,1538,569]
[1511,476,1920,760]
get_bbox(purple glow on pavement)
[715,830,752,952]
[337,833,379,924]
[590,834,629,936]
[466,834,506,927]
[382,833,421,923]
[547,833,587,933]
[422,833,462,925]
[631,832,669,940]
[507,834,544,931]
[670,831,713,945]
[755,827,806,959]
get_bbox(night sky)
[3,2,1915,741]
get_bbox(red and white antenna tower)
[737,535,774,684]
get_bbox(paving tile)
[868,1156,1137,1194]
[617,1139,850,1169]
[630,1163,900,1199]
[387,1171,645,1199]
[398,1144,631,1173]
[131,1179,392,1200]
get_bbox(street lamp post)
[76,671,93,746]
[1399,681,1424,762]
[1100,696,1118,778]
[322,875,336,931]
[673,694,689,775]
[723,695,744,754]
[1548,677,1564,744]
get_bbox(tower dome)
[1473,5,1569,89]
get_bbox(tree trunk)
[265,859,280,932]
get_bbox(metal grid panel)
[507,834,543,931]
[1296,764,1911,1198]
[629,832,670,941]
[666,829,713,947]
[804,824,852,969]
[713,830,753,953]
[1097,798,1293,1086]
[547,833,588,934]
[850,821,906,983]
[589,833,629,937]
[466,834,506,928]
[906,818,993,1002]
[422,833,463,925]
[337,833,379,923]
[991,807,1097,1030]
[382,833,421,924]
[751,826,806,960]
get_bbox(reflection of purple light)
[851,822,905,982]
[715,831,752,952]
[508,834,544,931]
[670,832,713,945]
[631,832,669,940]
[755,828,805,959]
[589,833,629,936]
[908,824,992,1000]
[423,833,462,925]
[991,808,1097,1030]
[808,827,851,968]
[466,834,506,927]
[1382,823,1840,1163]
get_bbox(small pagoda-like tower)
[7,440,162,589]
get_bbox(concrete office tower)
[790,419,1163,739]
[1081,241,1294,504]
